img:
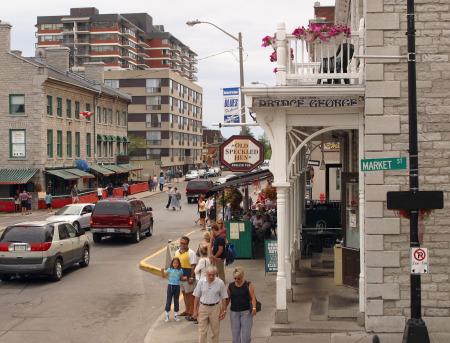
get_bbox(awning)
[89,164,115,176]
[102,135,108,142]
[119,163,143,171]
[102,164,129,174]
[45,169,79,181]
[123,136,130,143]
[97,134,103,141]
[65,168,95,179]
[0,168,38,185]
[107,135,114,142]
[116,135,122,142]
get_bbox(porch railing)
[275,19,365,86]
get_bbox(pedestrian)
[225,267,258,343]
[225,203,232,221]
[161,257,184,322]
[45,192,53,213]
[195,244,211,281]
[159,172,165,191]
[26,192,32,215]
[192,265,228,343]
[71,184,79,204]
[211,224,226,282]
[169,187,181,211]
[19,190,28,216]
[165,186,174,209]
[97,185,103,201]
[107,183,114,198]
[197,231,212,257]
[14,192,20,213]
[197,195,207,230]
[122,180,129,198]
[148,177,153,192]
[152,175,158,191]
[174,236,198,321]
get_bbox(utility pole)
[238,32,246,133]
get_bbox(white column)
[285,184,292,293]
[358,115,366,317]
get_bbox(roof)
[0,168,38,185]
[65,168,95,179]
[102,165,129,174]
[45,169,80,181]
[206,170,273,197]
[89,164,115,176]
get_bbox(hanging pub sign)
[223,87,240,123]
[252,95,364,108]
[220,135,264,172]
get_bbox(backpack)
[225,243,236,266]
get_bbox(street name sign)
[361,157,407,172]
[220,135,264,172]
[411,247,428,274]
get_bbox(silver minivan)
[0,221,90,282]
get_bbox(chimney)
[84,62,105,84]
[44,47,70,72]
[0,20,12,52]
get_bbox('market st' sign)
[361,157,407,172]
[220,135,264,172]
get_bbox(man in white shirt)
[193,266,228,343]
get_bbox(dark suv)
[186,180,214,203]
[90,198,153,244]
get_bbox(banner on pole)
[223,87,240,123]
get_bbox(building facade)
[104,69,203,178]
[202,128,224,167]
[244,0,450,335]
[0,22,131,201]
[36,7,198,80]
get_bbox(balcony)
[145,122,162,128]
[275,19,365,86]
[146,140,161,146]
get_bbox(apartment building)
[104,69,203,177]
[35,7,198,80]
[0,21,131,202]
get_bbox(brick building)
[35,7,197,80]
[0,21,131,204]
[202,128,224,167]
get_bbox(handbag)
[247,281,262,312]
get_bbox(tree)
[259,133,272,160]
[128,134,148,157]
[240,125,254,137]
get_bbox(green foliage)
[259,133,272,160]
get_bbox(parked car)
[197,169,207,178]
[186,179,214,203]
[213,167,222,176]
[185,170,199,181]
[207,168,216,177]
[0,221,91,282]
[90,198,153,244]
[216,174,236,185]
[46,204,95,231]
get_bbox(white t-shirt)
[194,257,211,281]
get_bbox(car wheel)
[73,221,80,231]
[132,226,141,243]
[51,258,63,282]
[0,274,12,282]
[146,221,153,237]
[79,247,90,267]
[93,233,102,243]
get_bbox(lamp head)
[186,20,201,26]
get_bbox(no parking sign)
[411,247,428,274]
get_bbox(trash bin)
[226,220,252,259]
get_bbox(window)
[104,79,119,89]
[109,141,113,156]
[146,148,161,160]
[146,131,161,145]
[66,131,72,157]
[97,141,102,157]
[9,94,25,115]
[57,130,63,157]
[75,132,80,157]
[86,133,91,157]
[58,225,69,240]
[74,101,80,119]
[108,109,113,124]
[66,99,72,118]
[85,103,91,121]
[116,111,120,125]
[116,140,121,155]
[103,108,107,123]
[56,97,62,117]
[146,113,161,128]
[146,79,161,93]
[47,129,53,158]
[122,111,127,126]
[146,96,161,110]
[47,95,53,115]
[9,129,26,158]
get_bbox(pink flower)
[292,27,305,38]
[273,67,278,73]
[261,35,275,47]
[270,51,277,62]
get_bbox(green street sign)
[264,240,278,273]
[361,157,407,172]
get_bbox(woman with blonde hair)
[225,267,257,343]
[195,243,211,281]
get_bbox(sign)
[323,142,340,152]
[252,95,364,108]
[411,247,428,274]
[308,159,320,166]
[220,135,264,172]
[165,240,180,268]
[223,87,240,123]
[361,157,407,172]
[264,240,278,273]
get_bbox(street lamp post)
[186,20,246,133]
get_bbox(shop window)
[9,94,25,115]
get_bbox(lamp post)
[186,20,246,133]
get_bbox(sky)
[1,0,334,138]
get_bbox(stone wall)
[364,0,450,333]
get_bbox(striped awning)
[0,168,38,185]
[65,168,95,179]
[123,136,130,143]
[45,169,79,181]
[102,164,129,174]
[97,134,103,141]
[107,135,114,142]
[89,164,115,176]
[116,135,122,142]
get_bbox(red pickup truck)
[185,180,214,203]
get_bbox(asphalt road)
[0,181,201,343]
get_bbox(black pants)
[166,195,171,208]
[159,183,164,191]
[165,284,180,312]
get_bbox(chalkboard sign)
[264,240,278,273]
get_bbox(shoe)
[174,315,180,322]
[164,312,169,322]
[185,316,195,321]
[179,311,188,316]
[193,319,198,324]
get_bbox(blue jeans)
[165,284,180,312]
[230,310,253,343]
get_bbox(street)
[0,181,199,343]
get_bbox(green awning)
[45,169,79,181]
[97,134,103,141]
[123,136,130,143]
[0,168,38,185]
[116,135,122,142]
[119,164,143,172]
[89,164,115,176]
[102,135,108,142]
[107,135,114,142]
[102,164,129,174]
[65,168,95,179]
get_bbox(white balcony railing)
[275,19,365,86]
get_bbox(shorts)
[199,211,206,219]
[180,279,196,293]
[46,203,51,209]
[21,200,27,208]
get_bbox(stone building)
[0,21,131,202]
[243,0,450,336]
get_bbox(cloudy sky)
[2,0,334,138]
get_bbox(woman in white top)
[194,244,211,281]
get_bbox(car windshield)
[93,202,130,215]
[0,226,54,243]
[54,205,81,215]
[187,181,210,190]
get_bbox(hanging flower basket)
[395,209,433,244]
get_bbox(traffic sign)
[361,157,407,172]
[411,247,428,274]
